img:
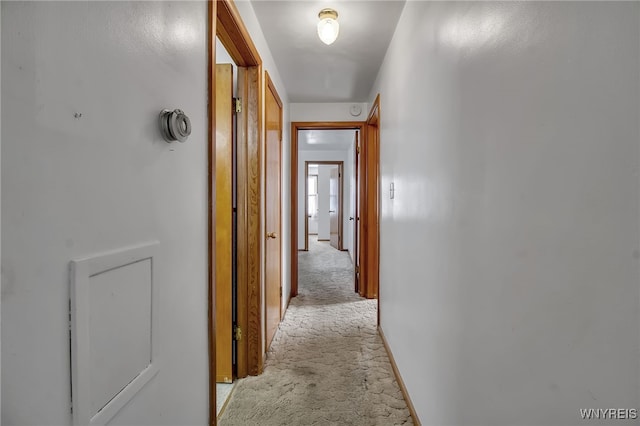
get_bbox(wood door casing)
[207,3,217,422]
[212,1,265,423]
[265,71,282,349]
[290,123,365,297]
[362,96,380,301]
[238,66,263,376]
[358,126,367,297]
[214,0,264,397]
[215,63,233,383]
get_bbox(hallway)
[219,237,412,425]
[3,2,639,424]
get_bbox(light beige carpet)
[218,237,413,425]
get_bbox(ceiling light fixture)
[317,8,339,45]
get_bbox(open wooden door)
[368,100,380,301]
[265,72,283,348]
[211,2,266,421]
[215,63,234,383]
[359,96,380,300]
[357,125,366,297]
[354,131,361,293]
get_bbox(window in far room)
[308,175,318,218]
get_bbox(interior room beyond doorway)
[306,163,343,251]
[298,129,357,263]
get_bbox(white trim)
[70,242,159,426]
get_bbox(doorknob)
[266,232,277,239]
[349,217,354,221]
[329,210,336,213]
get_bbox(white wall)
[2,2,209,425]
[371,2,640,425]
[291,102,368,122]
[216,38,237,96]
[234,0,291,337]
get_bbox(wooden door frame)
[207,3,216,423]
[209,1,264,424]
[362,95,380,305]
[353,130,360,294]
[290,122,365,297]
[304,161,344,251]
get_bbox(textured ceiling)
[250,0,406,102]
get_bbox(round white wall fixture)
[349,104,362,117]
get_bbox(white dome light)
[317,9,339,45]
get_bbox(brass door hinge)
[234,98,242,113]
[355,266,360,274]
[234,325,242,341]
[356,145,361,154]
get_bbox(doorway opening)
[291,122,373,300]
[304,162,344,252]
[213,35,238,417]
[209,1,264,424]
[290,107,381,303]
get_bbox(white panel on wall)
[70,242,159,426]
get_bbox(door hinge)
[280,287,282,297]
[234,98,242,113]
[356,145,361,154]
[234,325,242,341]
[355,266,360,274]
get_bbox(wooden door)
[212,3,266,419]
[329,166,340,250]
[354,131,360,293]
[215,63,233,383]
[358,127,367,297]
[265,72,283,348]
[361,96,380,300]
